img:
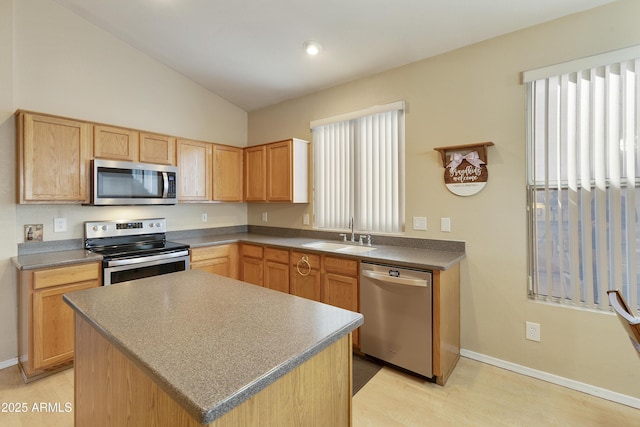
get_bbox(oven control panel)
[85,218,167,238]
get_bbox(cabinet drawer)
[190,245,230,262]
[291,252,321,271]
[241,244,263,258]
[323,256,358,277]
[33,263,100,290]
[264,247,289,263]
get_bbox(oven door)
[103,252,190,286]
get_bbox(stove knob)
[102,225,108,231]
[155,222,161,228]
[149,223,154,228]
[92,226,99,232]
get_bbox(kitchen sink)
[302,241,377,254]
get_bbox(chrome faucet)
[349,217,355,242]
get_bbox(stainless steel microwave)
[91,159,178,205]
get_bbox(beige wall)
[0,0,248,363]
[248,0,640,400]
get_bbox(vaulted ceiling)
[52,0,613,111]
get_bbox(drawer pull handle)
[296,256,311,277]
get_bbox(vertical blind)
[312,103,405,233]
[526,52,640,310]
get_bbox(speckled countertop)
[175,232,465,271]
[63,269,363,424]
[12,229,465,271]
[12,249,101,270]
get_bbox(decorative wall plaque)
[434,142,494,197]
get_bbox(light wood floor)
[1,357,639,426]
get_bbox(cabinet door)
[33,280,99,370]
[267,140,292,201]
[241,257,264,286]
[19,112,92,203]
[177,139,212,201]
[244,145,267,201]
[265,261,290,293]
[213,145,243,201]
[140,132,176,165]
[190,244,238,279]
[323,273,359,346]
[94,124,139,161]
[290,252,321,302]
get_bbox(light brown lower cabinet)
[290,251,321,302]
[264,248,290,293]
[190,244,238,279]
[321,255,360,347]
[18,262,101,382]
[240,244,264,286]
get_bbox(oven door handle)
[105,249,190,267]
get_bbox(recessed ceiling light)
[303,41,322,56]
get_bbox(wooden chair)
[607,290,640,357]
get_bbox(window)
[525,46,640,310]
[311,102,405,234]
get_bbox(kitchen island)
[63,269,363,426]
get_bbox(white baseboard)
[0,357,18,370]
[460,349,640,410]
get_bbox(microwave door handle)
[162,172,169,198]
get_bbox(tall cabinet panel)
[213,145,243,201]
[177,138,212,202]
[244,145,267,201]
[18,112,92,203]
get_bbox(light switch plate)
[54,217,67,232]
[440,217,451,232]
[412,216,427,230]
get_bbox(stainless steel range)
[85,218,190,286]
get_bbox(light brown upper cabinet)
[213,145,243,202]
[17,111,92,204]
[244,138,309,203]
[139,132,176,165]
[177,138,212,202]
[244,145,267,201]
[93,124,139,162]
[177,139,243,202]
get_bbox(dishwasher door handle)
[362,269,428,287]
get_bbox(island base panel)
[74,313,353,426]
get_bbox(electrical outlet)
[303,214,310,225]
[202,213,208,222]
[262,212,268,222]
[412,216,427,230]
[526,321,541,342]
[54,217,67,232]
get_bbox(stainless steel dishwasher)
[360,262,433,378]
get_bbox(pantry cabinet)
[17,111,92,204]
[244,138,309,203]
[190,244,238,279]
[93,124,139,162]
[18,262,101,381]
